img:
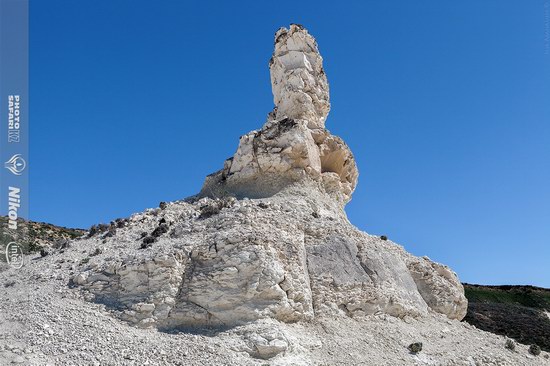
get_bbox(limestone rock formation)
[71,24,467,336]
[5,24,550,366]
[201,24,358,205]
[270,24,330,128]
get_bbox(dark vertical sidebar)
[0,0,28,268]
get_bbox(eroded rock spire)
[70,25,467,339]
[201,24,358,205]
[270,24,330,128]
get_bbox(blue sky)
[30,1,550,287]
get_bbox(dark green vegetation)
[463,283,550,352]
[464,284,550,309]
[0,217,85,257]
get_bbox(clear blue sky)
[30,1,550,287]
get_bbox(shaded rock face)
[72,24,467,331]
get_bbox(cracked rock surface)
[1,247,548,365]
[68,188,464,331]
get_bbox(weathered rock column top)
[270,24,330,129]
[200,24,358,206]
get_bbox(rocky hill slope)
[7,219,550,357]
[66,23,467,331]
[1,24,548,365]
[0,216,84,254]
[463,284,550,352]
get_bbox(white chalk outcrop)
[270,24,330,128]
[201,24,358,205]
[71,24,467,343]
[6,25,549,366]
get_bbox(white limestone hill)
[0,25,547,365]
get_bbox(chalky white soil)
[1,263,548,365]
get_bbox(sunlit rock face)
[270,24,330,128]
[201,24,358,205]
[72,25,467,333]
